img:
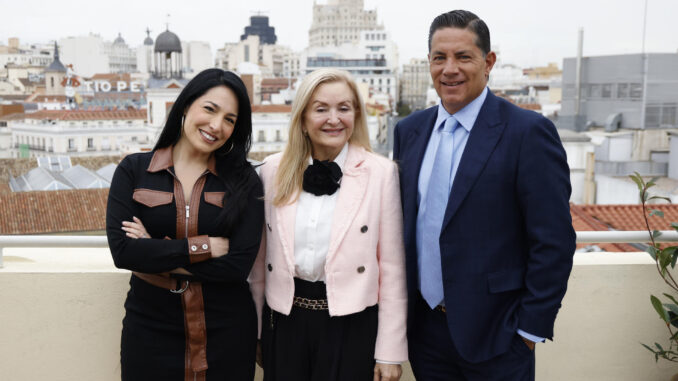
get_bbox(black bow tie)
[302,159,343,196]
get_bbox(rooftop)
[18,109,147,121]
[252,104,292,113]
[0,188,108,235]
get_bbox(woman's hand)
[122,216,150,239]
[373,363,402,381]
[209,237,230,258]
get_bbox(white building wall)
[182,41,213,78]
[562,140,595,204]
[9,119,148,157]
[595,175,639,204]
[607,134,633,162]
[59,35,109,77]
[105,40,136,73]
[0,126,12,158]
[669,134,678,180]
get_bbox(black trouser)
[261,278,378,381]
[409,292,535,381]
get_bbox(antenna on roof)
[166,14,171,31]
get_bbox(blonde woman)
[249,68,407,381]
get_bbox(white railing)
[576,230,678,243]
[2,231,678,269]
[0,235,108,268]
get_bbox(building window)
[645,105,661,128]
[662,104,677,126]
[258,130,265,142]
[630,83,643,99]
[50,77,54,88]
[617,83,629,99]
[275,130,281,141]
[602,84,612,98]
[87,138,94,149]
[68,138,75,150]
[588,84,601,98]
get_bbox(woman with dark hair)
[106,68,263,381]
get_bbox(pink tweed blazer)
[249,144,408,362]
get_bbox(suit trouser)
[409,293,535,381]
[261,278,378,381]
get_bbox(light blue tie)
[419,116,459,308]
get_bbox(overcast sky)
[1,0,677,68]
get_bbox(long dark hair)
[154,68,259,235]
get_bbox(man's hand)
[373,363,402,381]
[521,336,535,351]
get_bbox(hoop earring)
[181,114,186,128]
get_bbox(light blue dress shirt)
[415,87,544,344]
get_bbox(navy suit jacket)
[393,90,576,363]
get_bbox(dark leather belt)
[133,272,208,374]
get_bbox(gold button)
[357,266,365,273]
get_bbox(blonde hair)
[273,68,371,206]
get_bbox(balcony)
[1,233,678,380]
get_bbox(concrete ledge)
[1,249,677,380]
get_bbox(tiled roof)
[261,78,296,86]
[0,188,108,234]
[570,204,637,252]
[22,109,147,121]
[90,73,132,82]
[0,112,26,121]
[577,204,678,231]
[570,203,678,251]
[252,104,292,113]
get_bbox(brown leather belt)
[133,272,208,377]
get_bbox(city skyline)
[1,0,678,69]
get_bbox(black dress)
[106,147,264,381]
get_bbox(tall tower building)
[45,42,67,96]
[241,15,277,45]
[308,0,381,47]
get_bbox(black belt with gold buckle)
[434,305,447,313]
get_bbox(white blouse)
[294,143,348,282]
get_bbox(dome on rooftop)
[114,33,125,44]
[155,29,182,53]
[144,28,153,46]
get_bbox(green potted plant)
[631,172,678,363]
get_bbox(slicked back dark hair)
[154,68,259,236]
[428,10,491,56]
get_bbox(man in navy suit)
[393,10,576,380]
